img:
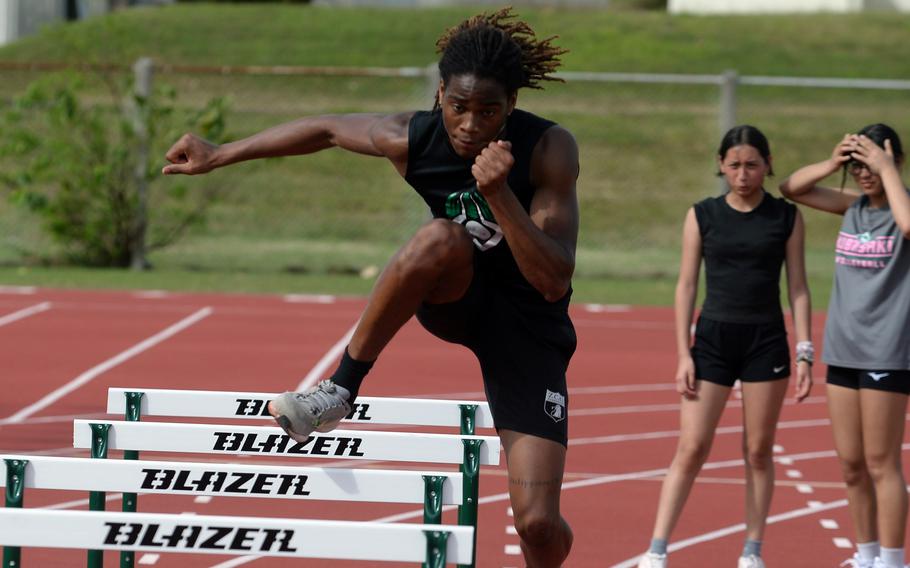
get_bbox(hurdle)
[72,420,500,465]
[1,389,500,567]
[105,387,496,567]
[0,508,474,565]
[1,455,463,505]
[106,387,496,433]
[74,418,498,567]
[1,454,467,566]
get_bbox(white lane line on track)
[569,395,827,418]
[133,290,170,299]
[4,307,213,423]
[294,321,358,392]
[583,304,631,313]
[0,412,109,427]
[283,294,335,304]
[572,319,675,330]
[42,493,123,511]
[0,301,51,328]
[610,499,850,568]
[504,544,522,555]
[405,383,827,401]
[0,285,36,295]
[570,418,832,446]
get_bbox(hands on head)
[833,133,896,176]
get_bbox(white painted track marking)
[0,302,51,328]
[5,307,213,423]
[295,321,358,391]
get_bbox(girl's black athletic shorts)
[691,316,791,387]
[826,365,910,395]
[416,268,576,447]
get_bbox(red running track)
[0,287,906,567]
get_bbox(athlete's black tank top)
[694,192,797,324]
[405,108,569,307]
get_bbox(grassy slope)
[0,4,907,305]
[1,5,905,76]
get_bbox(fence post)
[719,69,738,136]
[718,69,739,193]
[130,57,153,271]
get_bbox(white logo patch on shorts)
[544,389,567,423]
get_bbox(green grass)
[0,4,906,305]
[2,5,908,77]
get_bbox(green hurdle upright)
[87,423,111,568]
[119,392,143,568]
[458,404,480,568]
[3,457,27,568]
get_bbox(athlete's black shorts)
[826,365,910,395]
[415,268,576,447]
[691,317,790,387]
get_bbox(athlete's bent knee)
[405,220,473,271]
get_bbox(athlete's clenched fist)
[162,133,220,176]
[472,140,515,197]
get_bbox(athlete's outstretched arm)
[472,126,579,302]
[162,112,412,176]
[784,210,812,402]
[778,134,860,215]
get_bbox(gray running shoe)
[268,380,352,442]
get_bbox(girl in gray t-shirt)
[780,124,910,568]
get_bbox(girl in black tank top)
[636,126,813,568]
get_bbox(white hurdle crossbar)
[73,420,500,465]
[0,509,473,564]
[107,387,495,430]
[1,455,463,504]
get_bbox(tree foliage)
[0,72,228,267]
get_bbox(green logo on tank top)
[445,189,503,251]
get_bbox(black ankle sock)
[329,348,374,402]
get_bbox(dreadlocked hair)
[434,7,567,109]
